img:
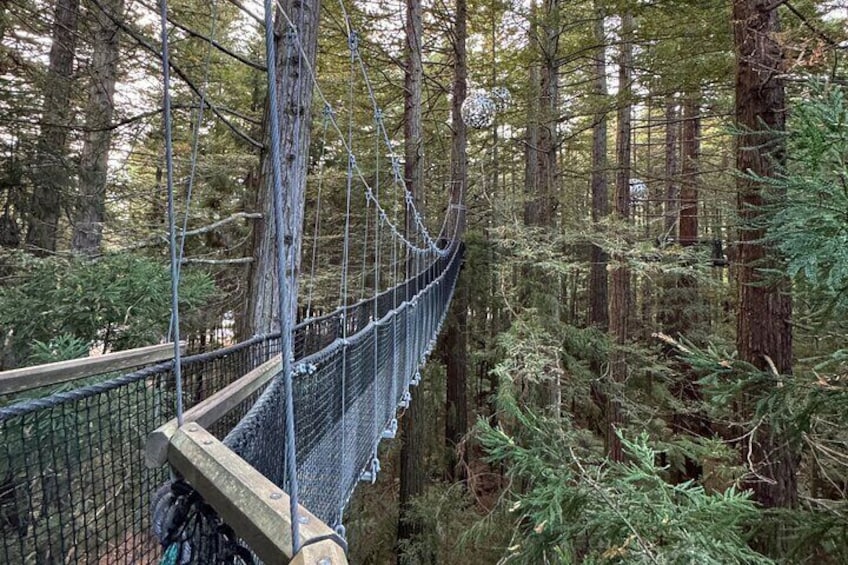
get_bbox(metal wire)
[262,0,301,551]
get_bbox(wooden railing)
[146,355,348,564]
[0,342,184,395]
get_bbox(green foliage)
[764,82,848,316]
[27,333,90,364]
[0,251,216,367]
[478,406,771,564]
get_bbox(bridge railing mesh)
[0,335,282,564]
[0,243,462,563]
[221,242,464,530]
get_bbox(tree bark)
[524,0,558,228]
[607,10,633,463]
[663,97,679,239]
[588,3,608,330]
[244,0,320,335]
[440,0,468,483]
[732,0,797,515]
[72,0,124,255]
[397,0,426,553]
[25,0,81,254]
[678,94,700,247]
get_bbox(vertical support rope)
[168,0,218,343]
[159,0,184,427]
[337,26,357,525]
[262,0,301,552]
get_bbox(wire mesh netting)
[0,335,282,564]
[0,242,462,563]
[222,242,463,530]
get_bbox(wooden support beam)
[168,425,347,564]
[145,354,281,467]
[0,342,185,395]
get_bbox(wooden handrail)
[168,424,347,564]
[145,354,281,467]
[0,342,185,396]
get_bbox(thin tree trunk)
[398,0,426,554]
[26,0,80,254]
[588,3,608,330]
[607,10,633,463]
[679,94,699,247]
[440,0,468,483]
[245,0,321,335]
[72,0,124,255]
[663,97,679,239]
[732,0,797,520]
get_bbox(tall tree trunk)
[25,0,80,254]
[440,0,468,483]
[72,0,124,255]
[678,94,700,247]
[588,3,608,330]
[732,0,797,519]
[607,10,633,463]
[244,0,321,335]
[524,0,558,229]
[397,0,425,554]
[663,97,679,239]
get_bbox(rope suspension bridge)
[0,0,467,562]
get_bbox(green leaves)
[0,251,216,367]
[478,414,772,564]
[765,82,848,316]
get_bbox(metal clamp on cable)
[411,371,421,386]
[381,418,398,439]
[359,456,380,483]
[398,390,412,409]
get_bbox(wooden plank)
[168,425,347,564]
[145,354,281,467]
[0,342,185,395]
[290,539,348,565]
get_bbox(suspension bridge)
[0,0,467,562]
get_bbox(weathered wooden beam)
[291,539,349,565]
[0,342,185,395]
[168,425,347,564]
[145,354,281,467]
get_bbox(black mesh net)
[0,243,462,563]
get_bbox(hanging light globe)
[490,86,511,112]
[461,92,496,129]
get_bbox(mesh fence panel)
[220,243,464,532]
[0,243,462,563]
[0,335,281,564]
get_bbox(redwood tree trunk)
[26,0,80,254]
[72,0,124,255]
[678,94,700,247]
[732,0,797,513]
[607,10,633,463]
[440,0,468,483]
[397,0,425,552]
[663,97,679,239]
[245,0,321,335]
[588,3,609,330]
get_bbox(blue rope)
[159,0,184,426]
[262,0,301,553]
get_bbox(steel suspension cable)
[168,0,219,342]
[158,0,185,426]
[262,0,301,551]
